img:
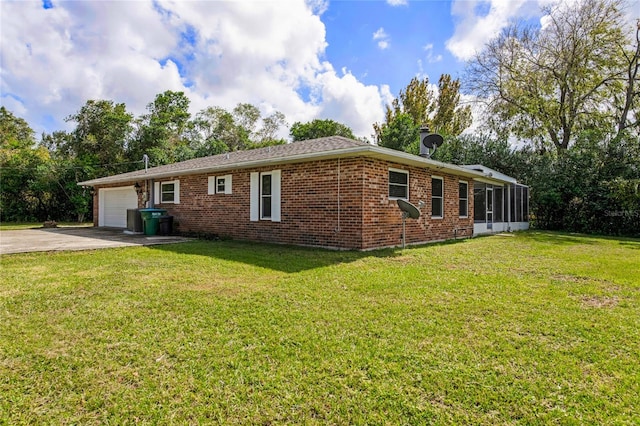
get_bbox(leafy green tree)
[0,107,53,221]
[614,19,639,135]
[63,100,133,174]
[39,100,135,222]
[129,90,194,166]
[192,104,287,154]
[431,130,639,236]
[432,134,523,176]
[373,75,471,152]
[230,103,288,148]
[375,113,420,154]
[374,77,432,147]
[232,103,261,137]
[432,74,472,136]
[191,107,236,155]
[466,0,637,150]
[254,111,288,146]
[1,106,35,150]
[290,118,355,141]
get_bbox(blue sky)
[0,0,557,140]
[324,0,460,92]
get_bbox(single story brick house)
[78,136,528,250]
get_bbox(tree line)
[0,93,364,223]
[1,0,638,236]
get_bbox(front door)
[486,186,493,230]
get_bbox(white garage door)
[99,187,138,227]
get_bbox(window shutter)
[173,180,180,204]
[208,176,215,195]
[250,172,259,221]
[271,170,281,222]
[154,182,160,205]
[225,175,233,194]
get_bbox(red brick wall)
[152,158,365,249]
[93,157,475,249]
[360,159,474,249]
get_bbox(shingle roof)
[78,136,514,186]
[79,136,367,186]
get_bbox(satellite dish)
[422,133,444,149]
[396,199,421,248]
[397,199,420,219]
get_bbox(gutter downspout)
[150,179,155,208]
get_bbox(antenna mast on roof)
[143,154,149,173]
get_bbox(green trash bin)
[139,208,167,236]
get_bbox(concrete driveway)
[0,227,191,255]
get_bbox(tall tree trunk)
[617,21,640,135]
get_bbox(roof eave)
[361,145,514,183]
[78,147,369,186]
[78,145,514,187]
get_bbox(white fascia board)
[461,164,517,184]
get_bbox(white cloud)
[0,0,387,139]
[446,0,548,61]
[373,27,388,40]
[386,0,408,6]
[0,0,182,132]
[373,27,391,50]
[313,64,386,138]
[423,43,443,63]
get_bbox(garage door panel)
[99,187,138,228]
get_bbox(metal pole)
[402,214,406,249]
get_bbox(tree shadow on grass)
[618,240,640,250]
[523,230,640,247]
[523,231,599,245]
[148,238,471,273]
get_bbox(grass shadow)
[521,229,640,247]
[149,239,390,273]
[619,241,640,250]
[148,237,473,273]
[523,230,599,245]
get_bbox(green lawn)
[1,231,639,424]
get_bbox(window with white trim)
[161,182,175,203]
[431,176,443,218]
[389,169,409,200]
[459,181,468,218]
[154,180,180,204]
[250,170,281,222]
[261,173,273,219]
[217,177,227,194]
[208,175,233,195]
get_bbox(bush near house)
[433,132,640,237]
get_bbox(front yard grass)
[1,231,639,424]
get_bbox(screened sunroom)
[462,165,530,235]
